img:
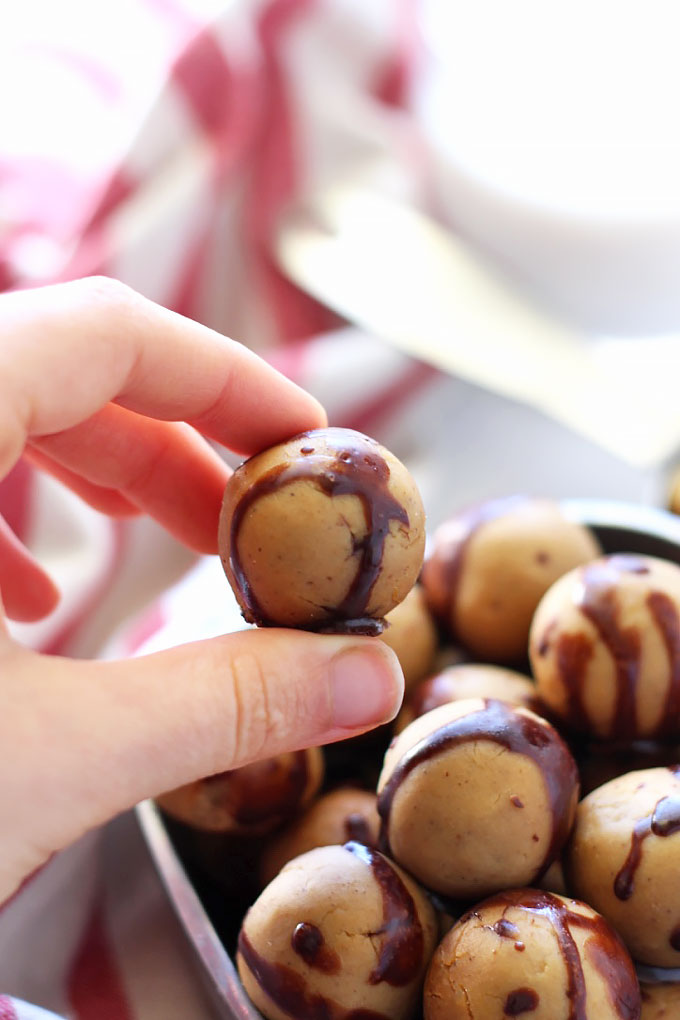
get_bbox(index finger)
[0,277,326,476]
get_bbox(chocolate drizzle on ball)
[229,433,410,633]
[343,841,424,987]
[291,923,341,974]
[614,793,680,900]
[491,890,639,1020]
[238,930,386,1020]
[504,988,539,1014]
[378,700,578,878]
[647,590,680,735]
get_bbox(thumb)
[2,630,403,893]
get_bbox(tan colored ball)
[379,585,438,692]
[219,427,425,631]
[567,766,680,967]
[259,787,380,887]
[155,747,324,836]
[237,843,438,1020]
[377,698,579,899]
[530,554,680,740]
[421,496,600,662]
[640,981,680,1019]
[394,662,539,733]
[423,889,640,1020]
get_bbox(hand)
[0,278,403,901]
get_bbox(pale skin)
[0,277,403,901]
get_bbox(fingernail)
[329,645,404,730]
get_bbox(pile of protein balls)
[157,427,680,1020]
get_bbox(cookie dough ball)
[424,888,640,1020]
[421,496,600,662]
[155,747,324,836]
[379,585,438,692]
[530,554,680,740]
[378,698,579,899]
[260,787,380,886]
[395,663,539,733]
[641,982,680,1019]
[219,427,425,632]
[567,766,680,967]
[237,842,438,1020]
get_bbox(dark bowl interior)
[136,498,680,1016]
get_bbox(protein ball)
[259,787,380,887]
[640,981,680,1018]
[530,554,680,740]
[421,496,600,662]
[567,766,680,967]
[423,888,640,1020]
[155,747,324,836]
[237,842,438,1020]
[379,585,438,692]
[219,427,425,633]
[394,663,539,733]
[377,698,579,900]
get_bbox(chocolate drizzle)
[228,430,410,631]
[378,699,579,877]
[343,841,424,986]
[504,988,539,1014]
[291,923,341,974]
[646,590,680,735]
[614,793,680,900]
[238,930,386,1020]
[490,890,639,1020]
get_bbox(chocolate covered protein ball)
[394,663,539,733]
[259,787,380,887]
[640,981,680,1018]
[377,698,579,899]
[219,427,425,632]
[237,842,438,1020]
[155,747,324,836]
[423,888,641,1020]
[421,496,600,662]
[567,766,680,967]
[379,585,438,692]
[530,554,680,740]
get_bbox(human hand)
[0,278,403,901]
